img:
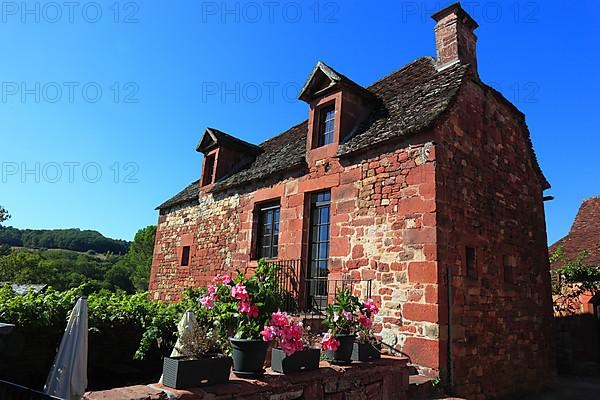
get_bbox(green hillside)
[0,226,129,254]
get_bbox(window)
[181,246,191,267]
[466,246,477,279]
[307,191,331,310]
[317,105,335,147]
[202,153,216,186]
[503,255,515,284]
[256,202,280,259]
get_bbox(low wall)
[83,356,409,400]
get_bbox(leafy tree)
[105,264,135,293]
[0,245,11,257]
[117,226,157,291]
[0,206,9,225]
[551,245,600,315]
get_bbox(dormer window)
[299,62,376,164]
[201,153,216,186]
[318,105,335,147]
[196,127,262,190]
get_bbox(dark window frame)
[465,246,477,279]
[316,104,335,147]
[255,201,280,260]
[201,153,216,186]
[181,245,191,267]
[503,255,515,284]
[307,191,331,310]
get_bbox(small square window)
[317,105,335,147]
[181,246,191,267]
[466,246,477,279]
[503,255,515,284]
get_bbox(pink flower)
[270,311,290,328]
[322,333,340,351]
[238,301,251,314]
[261,326,277,342]
[343,311,354,321]
[248,305,259,318]
[358,315,372,329]
[281,337,304,356]
[232,283,249,301]
[199,296,214,309]
[363,298,379,315]
[213,274,232,285]
[206,285,217,297]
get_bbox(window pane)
[255,202,280,259]
[318,106,335,147]
[181,246,190,267]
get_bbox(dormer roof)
[196,127,262,155]
[298,61,376,103]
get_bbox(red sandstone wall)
[434,79,556,399]
[150,137,442,373]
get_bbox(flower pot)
[351,342,381,362]
[230,338,269,377]
[271,347,321,374]
[162,355,232,389]
[325,334,355,365]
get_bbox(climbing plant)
[551,245,600,315]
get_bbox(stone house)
[150,3,555,398]
[550,196,600,370]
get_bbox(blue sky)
[0,0,598,243]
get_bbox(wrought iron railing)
[0,381,61,400]
[268,259,372,317]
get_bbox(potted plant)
[162,322,232,389]
[352,298,381,362]
[262,311,321,374]
[199,260,282,378]
[321,288,362,365]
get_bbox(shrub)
[0,284,183,390]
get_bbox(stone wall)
[83,356,410,400]
[149,193,241,302]
[434,79,556,399]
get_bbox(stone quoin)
[150,3,556,399]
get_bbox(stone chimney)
[431,2,479,76]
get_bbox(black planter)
[351,342,381,362]
[325,334,355,365]
[271,347,321,374]
[162,355,232,389]
[230,338,269,378]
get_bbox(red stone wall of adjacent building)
[149,136,442,372]
[434,79,555,399]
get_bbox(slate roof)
[550,196,600,268]
[157,179,200,210]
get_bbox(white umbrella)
[158,310,197,383]
[44,296,88,400]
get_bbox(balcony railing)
[268,259,372,317]
[0,381,61,400]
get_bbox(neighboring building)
[550,196,600,268]
[550,196,600,371]
[150,3,555,398]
